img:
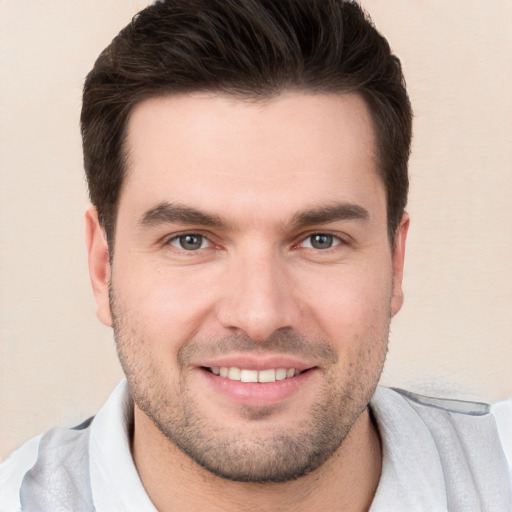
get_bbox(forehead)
[120,92,384,225]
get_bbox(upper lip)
[197,354,316,372]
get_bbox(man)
[1,0,510,510]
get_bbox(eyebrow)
[290,203,369,229]
[139,201,369,231]
[139,202,230,229]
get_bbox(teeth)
[209,367,300,383]
[240,369,258,382]
[228,367,241,380]
[258,369,275,383]
[275,368,287,381]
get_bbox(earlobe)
[390,213,409,316]
[85,207,113,327]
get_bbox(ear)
[390,213,409,316]
[85,207,113,327]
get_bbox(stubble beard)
[110,289,389,483]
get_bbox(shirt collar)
[89,379,157,512]
[87,381,449,511]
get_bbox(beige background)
[1,1,511,460]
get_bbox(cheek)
[300,263,393,333]
[307,270,392,382]
[297,267,392,381]
[114,263,222,343]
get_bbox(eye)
[169,233,211,251]
[300,233,342,250]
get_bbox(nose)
[215,248,301,341]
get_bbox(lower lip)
[198,368,316,407]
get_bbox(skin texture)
[86,92,408,511]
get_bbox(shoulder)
[370,387,512,509]
[386,386,491,415]
[371,386,502,444]
[0,434,42,512]
[372,385,499,422]
[0,417,94,512]
[491,397,512,473]
[389,387,512,469]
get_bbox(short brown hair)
[81,0,412,244]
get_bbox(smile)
[205,366,303,383]
[199,363,317,406]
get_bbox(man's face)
[88,92,408,482]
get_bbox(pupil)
[311,234,332,249]
[180,234,202,250]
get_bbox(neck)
[132,406,381,512]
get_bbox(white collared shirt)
[1,381,511,511]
